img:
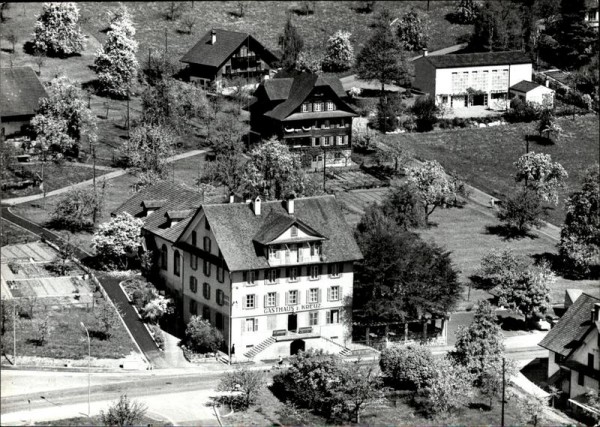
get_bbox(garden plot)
[1,242,57,263]
[327,170,385,192]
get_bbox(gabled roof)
[182,196,362,272]
[1,67,48,117]
[113,182,204,243]
[253,211,325,245]
[417,50,531,69]
[142,199,167,209]
[538,293,600,357]
[264,78,294,100]
[180,28,279,69]
[263,73,356,121]
[510,80,550,93]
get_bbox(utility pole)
[164,28,168,55]
[501,356,506,427]
[80,322,91,419]
[92,146,97,224]
[322,148,326,192]
[13,303,17,367]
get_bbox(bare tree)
[33,50,46,76]
[5,31,17,53]
[180,15,197,34]
[165,1,185,20]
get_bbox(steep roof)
[510,80,549,93]
[180,28,279,69]
[263,73,356,121]
[418,50,531,69]
[1,67,48,117]
[113,182,204,243]
[184,196,362,272]
[253,211,325,245]
[538,293,600,357]
[263,78,294,100]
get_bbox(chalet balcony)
[273,326,322,341]
[268,251,323,266]
[282,125,350,139]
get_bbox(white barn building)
[509,80,555,108]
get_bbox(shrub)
[379,345,435,390]
[217,366,266,410]
[185,315,223,354]
[100,394,147,427]
[411,95,438,132]
[375,95,403,132]
[497,188,546,234]
[32,3,85,57]
[421,358,475,417]
[148,324,165,350]
[505,98,540,123]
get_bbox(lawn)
[1,219,39,246]
[35,414,166,426]
[383,115,600,226]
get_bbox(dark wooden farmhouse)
[1,67,47,137]
[180,28,280,90]
[250,72,357,170]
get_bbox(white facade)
[510,85,555,108]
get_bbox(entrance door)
[287,313,297,332]
[290,339,305,355]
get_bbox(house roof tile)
[510,80,549,93]
[1,67,48,117]
[418,50,531,69]
[538,293,600,356]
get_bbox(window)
[265,292,277,307]
[203,236,211,253]
[217,266,225,283]
[329,286,340,301]
[554,353,563,364]
[588,354,595,369]
[291,225,298,237]
[189,276,198,293]
[578,371,584,386]
[189,299,197,315]
[287,267,298,282]
[191,231,197,247]
[244,294,256,309]
[216,289,225,306]
[343,135,348,145]
[326,309,340,324]
[203,282,211,300]
[308,288,320,303]
[268,246,278,260]
[203,306,211,322]
[313,102,322,112]
[314,136,320,146]
[310,243,321,257]
[190,255,198,270]
[266,269,280,284]
[243,270,256,285]
[173,251,181,276]
[323,136,330,146]
[310,265,321,280]
[205,218,210,231]
[203,260,211,277]
[245,318,258,332]
[309,311,319,326]
[160,245,168,270]
[287,290,298,305]
[215,313,223,330]
[329,263,341,278]
[336,136,343,145]
[301,103,309,112]
[326,101,334,111]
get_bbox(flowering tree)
[32,3,85,56]
[94,5,138,98]
[537,109,562,142]
[476,248,526,290]
[92,213,143,269]
[121,124,174,177]
[296,49,324,74]
[423,357,475,417]
[185,315,224,354]
[396,9,430,51]
[559,165,600,275]
[406,160,466,223]
[51,187,103,231]
[514,152,568,205]
[322,30,354,72]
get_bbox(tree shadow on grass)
[526,134,556,147]
[531,252,600,280]
[485,224,539,241]
[468,402,492,411]
[23,40,82,58]
[496,314,528,331]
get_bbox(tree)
[100,394,147,427]
[242,138,316,200]
[32,313,53,346]
[496,262,553,323]
[375,95,403,132]
[453,0,480,24]
[279,16,304,70]
[516,392,547,427]
[33,75,97,152]
[537,108,562,142]
[380,181,426,230]
[332,362,384,423]
[5,31,17,53]
[94,5,138,98]
[355,13,412,94]
[475,248,526,290]
[514,152,568,205]
[423,357,475,417]
[180,14,197,34]
[379,345,435,390]
[185,315,224,353]
[397,9,430,51]
[49,238,75,275]
[559,165,600,275]
[0,2,10,22]
[479,357,516,408]
[32,2,85,56]
[165,1,185,20]
[406,160,466,223]
[322,30,354,72]
[51,188,103,231]
[540,0,598,69]
[355,1,377,14]
[354,206,461,325]
[94,300,123,339]
[469,0,525,52]
[33,50,46,76]
[217,366,266,409]
[92,213,143,269]
[121,124,174,177]
[411,95,439,132]
[497,188,546,234]
[451,301,505,385]
[295,49,324,74]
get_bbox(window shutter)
[311,137,316,146]
[306,290,309,304]
[254,318,258,331]
[328,264,332,275]
[264,295,267,308]
[285,267,290,278]
[276,269,281,280]
[285,292,289,305]
[327,287,331,302]
[318,289,321,303]
[243,271,247,283]
[276,292,280,306]
[325,310,331,324]
[242,319,245,334]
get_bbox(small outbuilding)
[1,67,48,137]
[509,80,555,108]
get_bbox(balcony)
[272,326,322,341]
[282,125,350,139]
[268,252,323,266]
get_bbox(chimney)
[286,194,295,215]
[422,48,428,57]
[229,193,235,204]
[593,303,600,322]
[545,79,550,88]
[211,29,217,45]
[253,196,261,216]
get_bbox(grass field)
[35,414,166,426]
[383,115,600,226]
[1,219,39,246]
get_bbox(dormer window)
[301,103,309,113]
[310,242,321,257]
[313,102,323,112]
[291,226,298,238]
[268,245,278,260]
[326,101,334,111]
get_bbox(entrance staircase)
[243,336,276,359]
[320,336,352,357]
